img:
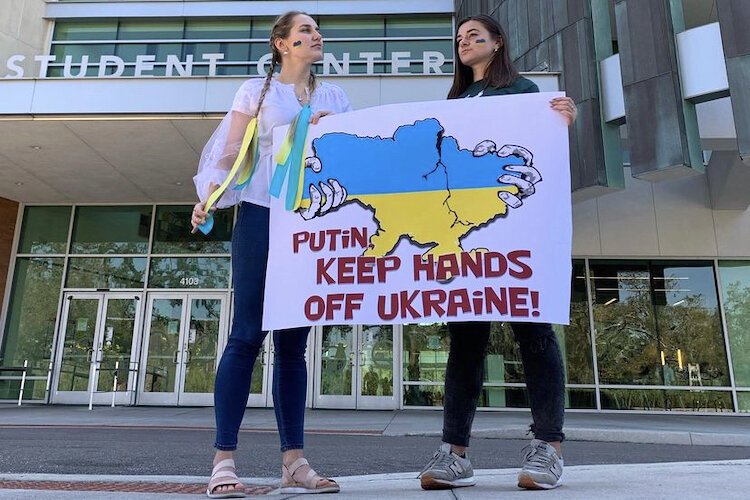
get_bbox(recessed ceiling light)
[15,181,24,186]
[30,145,42,150]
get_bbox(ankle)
[282,449,304,467]
[214,450,234,465]
[450,444,467,457]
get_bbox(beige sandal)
[207,458,246,499]
[279,457,340,494]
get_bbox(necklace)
[295,86,310,104]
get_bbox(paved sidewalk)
[1,405,748,446]
[1,460,749,499]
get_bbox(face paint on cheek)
[475,38,487,44]
[293,40,303,47]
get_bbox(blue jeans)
[443,322,566,447]
[214,202,310,452]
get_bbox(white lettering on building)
[1,51,449,79]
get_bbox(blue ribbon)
[270,105,312,210]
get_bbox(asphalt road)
[1,428,749,478]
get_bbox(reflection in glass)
[320,326,353,396]
[118,20,185,40]
[183,299,221,394]
[185,19,251,39]
[250,344,265,395]
[553,260,595,384]
[97,298,137,392]
[386,16,453,37]
[600,388,733,412]
[66,257,147,289]
[738,392,750,413]
[1,258,64,371]
[144,299,183,393]
[53,21,118,41]
[402,323,448,406]
[592,261,728,388]
[149,257,230,289]
[17,206,71,254]
[71,206,152,254]
[591,262,662,385]
[360,325,393,396]
[403,384,444,407]
[58,298,98,392]
[718,261,750,386]
[152,206,232,254]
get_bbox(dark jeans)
[214,202,310,452]
[443,322,566,447]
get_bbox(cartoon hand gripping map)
[295,118,543,259]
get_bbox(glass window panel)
[738,392,750,413]
[320,325,354,396]
[385,40,452,58]
[386,16,453,37]
[52,44,118,62]
[71,206,152,254]
[249,42,272,62]
[554,260,595,384]
[149,257,230,289]
[18,206,71,254]
[66,257,146,289]
[251,18,276,39]
[152,206,232,254]
[318,17,385,38]
[486,322,523,383]
[0,378,46,401]
[718,261,750,386]
[402,323,448,383]
[118,20,185,40]
[116,43,183,63]
[53,21,118,41]
[403,384,444,406]
[651,262,728,387]
[0,258,64,371]
[324,41,386,61]
[600,389,733,412]
[185,19,251,40]
[590,261,660,385]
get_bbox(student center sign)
[2,15,454,79]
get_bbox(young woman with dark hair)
[192,11,350,498]
[418,14,577,492]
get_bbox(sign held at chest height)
[263,94,573,330]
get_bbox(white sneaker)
[517,439,564,489]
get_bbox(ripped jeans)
[442,322,566,447]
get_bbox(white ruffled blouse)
[194,77,352,208]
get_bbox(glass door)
[52,292,142,405]
[313,325,399,409]
[138,293,227,405]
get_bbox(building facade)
[1,0,748,414]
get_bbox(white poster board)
[263,93,572,330]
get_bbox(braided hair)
[255,11,318,116]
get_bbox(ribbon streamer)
[197,117,258,235]
[270,105,313,211]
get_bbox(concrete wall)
[0,0,50,77]
[573,167,750,257]
[0,198,19,310]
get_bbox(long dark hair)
[255,11,318,116]
[448,15,519,99]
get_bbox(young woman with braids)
[191,11,350,498]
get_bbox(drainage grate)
[0,480,273,495]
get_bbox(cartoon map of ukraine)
[298,118,540,258]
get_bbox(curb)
[398,426,750,447]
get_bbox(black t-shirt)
[458,76,539,98]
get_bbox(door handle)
[172,351,180,364]
[87,348,94,363]
[184,349,191,364]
